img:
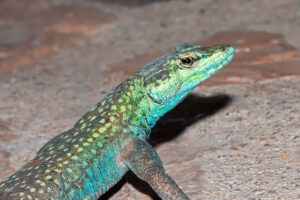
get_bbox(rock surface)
[0,0,300,199]
[0,0,115,71]
[109,31,300,85]
[92,0,169,7]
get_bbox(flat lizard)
[0,43,234,200]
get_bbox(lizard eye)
[181,57,194,66]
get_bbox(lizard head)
[141,43,234,107]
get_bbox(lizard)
[0,42,234,200]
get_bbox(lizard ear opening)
[143,69,181,105]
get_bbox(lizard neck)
[76,74,189,140]
[104,75,167,139]
[123,79,160,139]
[125,76,187,139]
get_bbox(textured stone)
[0,149,10,179]
[0,120,16,178]
[0,120,17,142]
[91,0,169,6]
[0,1,115,72]
[200,31,300,86]
[108,31,300,86]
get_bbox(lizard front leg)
[122,137,189,200]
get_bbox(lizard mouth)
[146,91,163,105]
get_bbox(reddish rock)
[0,120,16,178]
[0,1,115,72]
[108,32,300,86]
[91,0,169,6]
[200,32,300,86]
[0,0,46,20]
[42,5,115,34]
[0,149,10,178]
[0,120,17,142]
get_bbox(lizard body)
[0,43,234,200]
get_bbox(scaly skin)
[0,43,234,200]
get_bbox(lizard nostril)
[222,47,226,52]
